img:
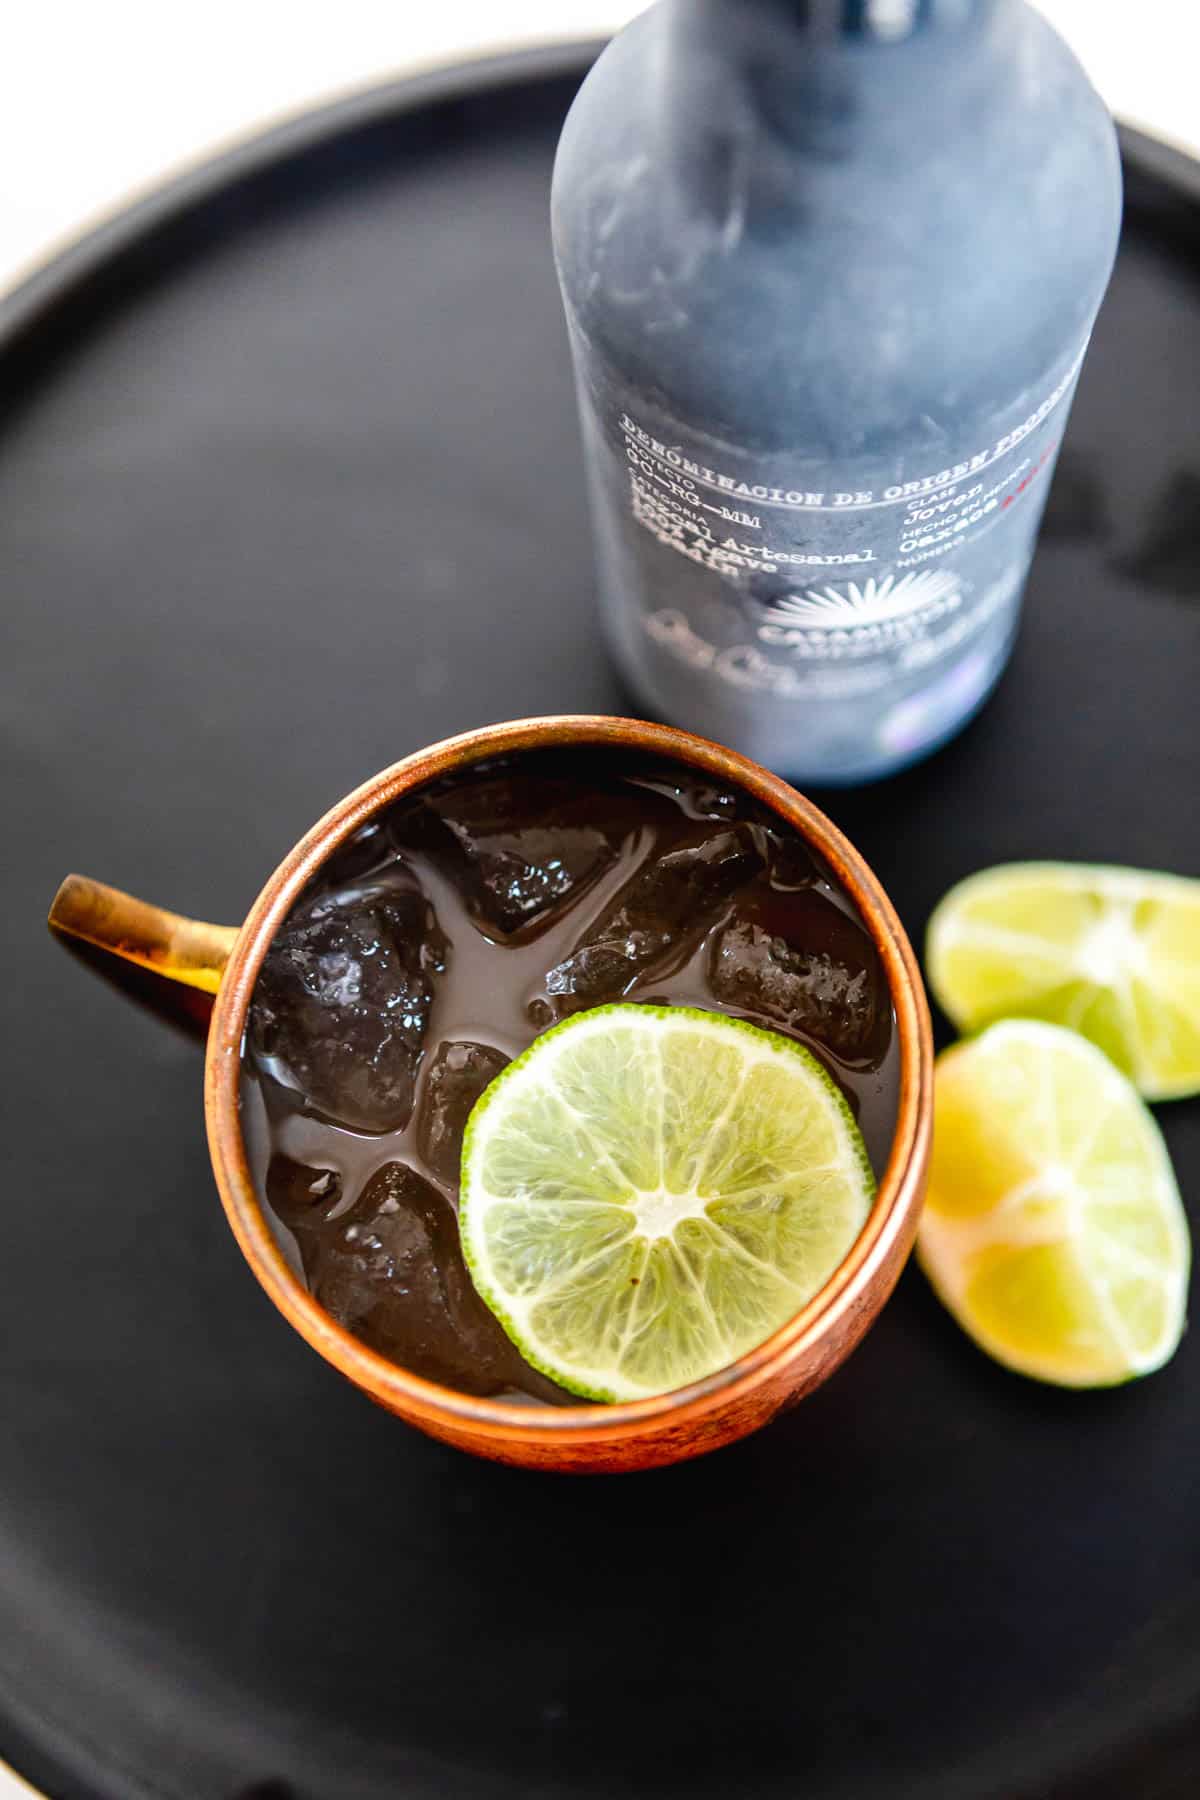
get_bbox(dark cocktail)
[241,748,898,1400]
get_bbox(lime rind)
[917,1019,1190,1389]
[926,861,1200,1101]
[459,1004,875,1404]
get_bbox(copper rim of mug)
[206,715,932,1443]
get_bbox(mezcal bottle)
[553,0,1122,782]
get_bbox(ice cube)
[708,886,891,1066]
[648,776,742,823]
[541,823,764,1014]
[265,1154,343,1229]
[318,819,395,886]
[417,1040,510,1184]
[248,879,448,1134]
[394,773,632,939]
[265,1155,542,1394]
[765,830,821,893]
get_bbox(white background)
[0,2,1194,1796]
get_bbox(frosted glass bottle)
[552,0,1122,783]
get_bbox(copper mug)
[49,716,932,1473]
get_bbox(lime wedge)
[918,1020,1189,1387]
[458,1004,875,1402]
[926,862,1200,1100]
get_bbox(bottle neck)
[679,0,993,44]
[655,0,1006,225]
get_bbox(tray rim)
[2,36,1200,1800]
[0,40,606,356]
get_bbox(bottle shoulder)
[553,3,1122,455]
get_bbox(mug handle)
[48,874,241,1036]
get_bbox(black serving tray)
[1,41,1199,1800]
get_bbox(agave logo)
[763,567,963,629]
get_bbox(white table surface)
[0,3,1194,1796]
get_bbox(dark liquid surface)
[241,750,899,1401]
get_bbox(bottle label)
[600,342,1086,703]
